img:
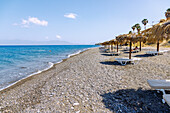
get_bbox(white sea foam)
[67,47,93,58]
[0,62,54,91]
[68,50,81,58]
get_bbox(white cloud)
[13,17,48,27]
[56,35,61,39]
[27,17,48,26]
[22,19,29,25]
[64,13,77,19]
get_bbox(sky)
[0,0,169,44]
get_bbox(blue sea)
[0,45,98,90]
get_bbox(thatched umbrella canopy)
[116,32,146,59]
[116,34,128,44]
[146,9,170,51]
[141,27,152,34]
[109,39,120,52]
[109,39,117,51]
[101,41,111,49]
[147,20,170,51]
[116,33,133,59]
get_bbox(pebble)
[73,103,79,106]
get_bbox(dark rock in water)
[101,88,170,112]
[20,67,27,69]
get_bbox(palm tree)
[136,25,141,34]
[142,19,148,30]
[165,8,170,20]
[135,24,142,51]
[129,31,132,34]
[131,25,136,32]
[135,23,140,28]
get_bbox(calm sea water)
[0,45,98,89]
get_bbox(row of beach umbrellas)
[96,8,170,59]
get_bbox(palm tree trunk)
[129,41,132,59]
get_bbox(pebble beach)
[0,47,170,112]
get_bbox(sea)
[0,45,98,90]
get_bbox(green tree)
[142,19,148,30]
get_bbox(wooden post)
[111,44,113,51]
[109,44,111,51]
[140,41,142,51]
[129,41,132,59]
[117,42,118,52]
[157,41,159,52]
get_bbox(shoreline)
[0,47,95,93]
[0,46,169,112]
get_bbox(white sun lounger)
[125,47,135,50]
[147,80,170,92]
[147,80,170,104]
[115,57,141,65]
[146,51,164,56]
[163,94,170,106]
[161,50,169,53]
[131,49,140,53]
[110,51,121,56]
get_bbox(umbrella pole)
[111,44,113,51]
[129,41,132,59]
[109,44,111,52]
[117,42,118,52]
[157,41,159,52]
[140,41,142,51]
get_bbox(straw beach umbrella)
[116,32,134,59]
[147,8,170,51]
[109,39,117,51]
[116,34,128,52]
[102,41,110,49]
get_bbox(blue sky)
[0,0,169,44]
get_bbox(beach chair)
[163,94,170,106]
[115,57,141,65]
[110,51,121,56]
[147,80,170,103]
[161,50,169,53]
[131,49,140,53]
[146,51,164,56]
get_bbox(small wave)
[0,62,54,91]
[48,62,54,68]
[56,60,63,64]
[68,50,82,58]
[67,47,93,58]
